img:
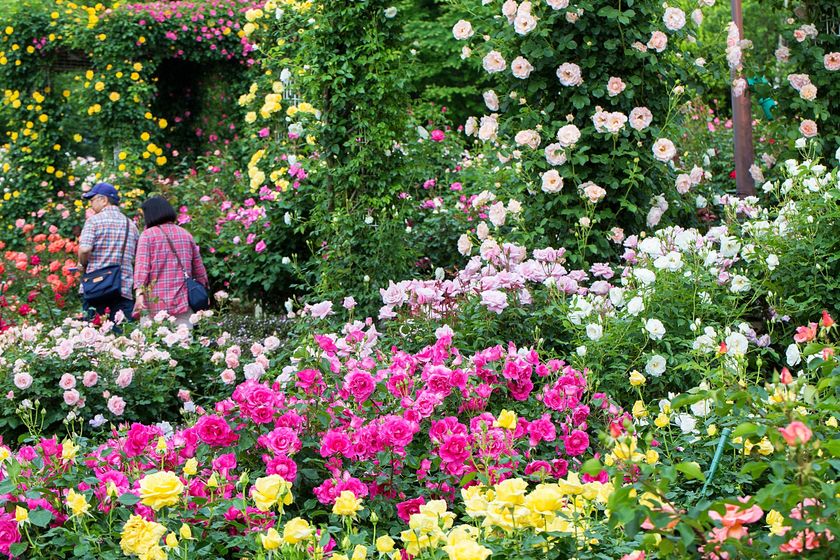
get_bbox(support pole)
[730,0,756,197]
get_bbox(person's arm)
[133,234,151,310]
[78,220,95,271]
[191,240,209,287]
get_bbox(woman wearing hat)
[77,182,140,322]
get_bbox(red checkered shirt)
[79,206,140,300]
[133,223,209,316]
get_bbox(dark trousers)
[83,295,135,324]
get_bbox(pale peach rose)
[544,143,567,165]
[800,83,817,101]
[482,50,506,73]
[775,45,790,62]
[511,56,534,79]
[452,20,474,40]
[580,182,606,203]
[799,119,818,138]
[691,9,703,26]
[514,13,537,35]
[502,0,518,23]
[565,10,578,23]
[483,90,500,111]
[652,138,677,162]
[605,112,628,134]
[541,169,564,193]
[607,77,626,97]
[647,30,668,52]
[732,77,747,97]
[478,115,498,141]
[787,73,811,92]
[465,116,478,136]
[675,174,692,194]
[556,62,583,86]
[546,0,569,9]
[629,107,653,131]
[663,7,686,31]
[824,52,840,71]
[632,41,648,52]
[556,124,581,147]
[514,129,541,149]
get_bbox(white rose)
[514,129,541,149]
[652,138,677,162]
[729,275,751,293]
[765,254,779,270]
[633,268,656,286]
[476,221,490,240]
[725,332,749,356]
[586,323,603,341]
[478,115,498,141]
[629,107,653,131]
[645,354,666,377]
[546,0,569,8]
[514,13,538,35]
[627,296,645,316]
[544,143,567,166]
[556,62,583,86]
[488,201,507,227]
[785,344,801,366]
[645,318,666,340]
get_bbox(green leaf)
[581,458,603,476]
[675,461,706,482]
[739,461,769,479]
[732,422,759,439]
[118,493,141,506]
[459,471,477,486]
[29,508,53,528]
[823,439,840,457]
[9,543,27,556]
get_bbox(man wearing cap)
[78,183,140,321]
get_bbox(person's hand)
[134,293,146,314]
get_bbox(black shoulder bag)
[81,216,130,304]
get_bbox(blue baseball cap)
[82,182,120,203]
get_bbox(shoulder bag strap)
[159,225,191,280]
[117,215,130,267]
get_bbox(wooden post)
[731,0,756,197]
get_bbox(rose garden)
[0,0,838,558]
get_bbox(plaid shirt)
[134,223,209,316]
[79,206,139,300]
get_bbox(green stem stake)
[701,427,731,497]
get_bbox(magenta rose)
[195,415,239,447]
[344,369,376,403]
[264,455,298,481]
[0,512,21,557]
[396,496,426,523]
[258,427,302,456]
[123,424,155,458]
[319,430,351,458]
[564,430,590,456]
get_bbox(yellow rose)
[826,416,838,428]
[282,517,314,544]
[183,458,197,476]
[524,483,563,514]
[654,413,670,428]
[332,490,363,516]
[61,440,78,462]
[632,400,648,418]
[493,409,517,430]
[645,449,659,465]
[766,509,786,536]
[165,532,178,549]
[260,528,282,550]
[629,370,646,386]
[351,544,367,560]
[14,506,28,523]
[109,92,120,102]
[494,478,528,506]
[442,539,492,560]
[179,523,193,540]
[252,474,292,512]
[375,535,395,553]
[65,489,89,518]
[139,471,184,511]
[120,515,167,558]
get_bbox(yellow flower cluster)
[252,474,294,512]
[120,514,168,560]
[604,436,659,466]
[248,148,266,191]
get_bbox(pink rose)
[564,429,589,456]
[59,373,76,390]
[116,368,134,389]
[82,371,98,387]
[220,369,236,384]
[194,414,239,447]
[647,30,668,52]
[108,395,126,416]
[13,372,32,390]
[344,370,376,403]
[779,421,812,446]
[825,52,840,71]
[430,129,445,142]
[63,389,80,406]
[265,455,298,481]
[396,497,426,523]
[480,290,508,314]
[320,430,351,457]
